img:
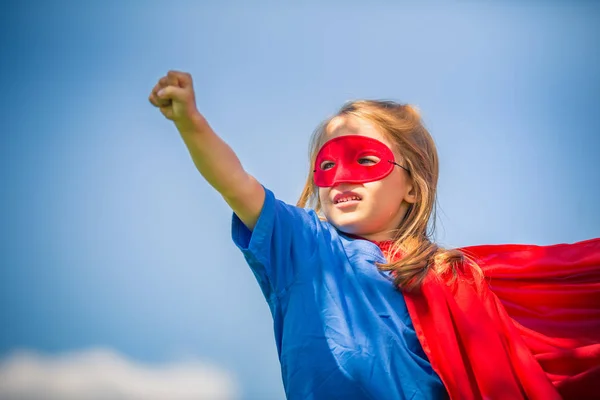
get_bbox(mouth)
[333,192,362,205]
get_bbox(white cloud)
[0,348,239,400]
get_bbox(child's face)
[317,115,415,242]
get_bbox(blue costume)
[232,187,447,400]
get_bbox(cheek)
[365,176,405,207]
[364,179,388,198]
[318,188,329,206]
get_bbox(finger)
[167,70,180,87]
[148,92,159,107]
[166,70,193,88]
[157,85,187,102]
[177,72,193,89]
[149,91,170,107]
[151,77,169,98]
[159,105,174,120]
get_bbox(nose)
[330,165,356,187]
[331,182,358,191]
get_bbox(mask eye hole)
[320,161,336,170]
[357,156,380,166]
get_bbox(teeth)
[336,196,361,204]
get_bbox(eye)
[320,161,335,170]
[357,156,380,166]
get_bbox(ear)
[404,182,417,204]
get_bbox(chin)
[324,206,369,234]
[328,217,365,236]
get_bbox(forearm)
[149,70,265,229]
[179,119,245,195]
[178,117,264,229]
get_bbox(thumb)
[157,85,189,103]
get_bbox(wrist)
[175,111,210,136]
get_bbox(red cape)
[402,238,600,399]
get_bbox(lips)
[333,191,362,204]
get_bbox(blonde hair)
[297,100,483,292]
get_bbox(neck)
[345,232,395,244]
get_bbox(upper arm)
[232,187,321,302]
[223,174,265,231]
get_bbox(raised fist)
[149,70,206,133]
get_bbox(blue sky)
[1,2,599,399]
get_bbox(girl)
[149,71,600,400]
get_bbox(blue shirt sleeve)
[231,186,320,304]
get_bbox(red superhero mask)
[313,135,407,187]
